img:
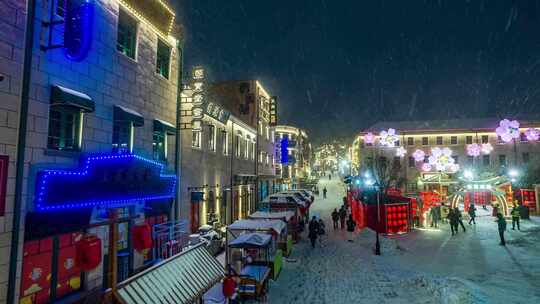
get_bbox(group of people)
[307,217,326,248]
[331,205,347,230]
[447,207,467,235]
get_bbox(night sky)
[176,0,540,143]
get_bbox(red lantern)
[75,235,102,271]
[132,224,153,252]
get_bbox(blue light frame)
[280,137,289,164]
[63,0,94,61]
[35,154,176,212]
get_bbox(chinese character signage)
[191,66,206,131]
[269,96,278,126]
[205,102,231,124]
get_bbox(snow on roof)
[55,85,92,100]
[115,105,143,117]
[228,232,272,248]
[249,211,294,221]
[228,219,286,234]
[363,117,540,134]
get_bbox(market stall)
[248,211,295,255]
[226,219,286,280]
[228,233,274,300]
[259,197,305,241]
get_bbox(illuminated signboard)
[63,0,94,61]
[34,154,176,212]
[280,137,289,164]
[119,0,175,37]
[205,101,231,124]
[269,96,278,126]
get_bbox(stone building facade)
[0,0,181,302]
[274,125,312,189]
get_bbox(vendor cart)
[248,211,295,256]
[228,233,274,300]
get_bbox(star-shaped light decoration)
[496,119,520,143]
[428,147,455,171]
[466,144,481,157]
[421,163,432,172]
[412,149,426,162]
[363,132,375,145]
[379,128,399,147]
[481,143,493,155]
[525,128,540,142]
[396,147,407,158]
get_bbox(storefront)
[21,153,177,303]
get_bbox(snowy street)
[266,179,540,304]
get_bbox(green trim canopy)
[154,119,176,135]
[114,105,144,127]
[116,243,225,304]
[51,85,94,112]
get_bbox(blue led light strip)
[35,154,176,211]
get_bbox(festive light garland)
[495,119,520,143]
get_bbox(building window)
[153,131,167,161]
[453,156,459,164]
[520,132,528,143]
[235,134,241,158]
[192,130,201,148]
[408,156,415,168]
[422,137,429,146]
[251,142,256,161]
[483,155,490,166]
[395,140,400,147]
[208,124,216,151]
[117,9,138,59]
[47,106,82,151]
[221,129,228,155]
[481,135,489,144]
[466,136,473,144]
[523,152,530,164]
[156,39,171,79]
[424,156,429,163]
[499,154,507,166]
[407,137,414,146]
[467,156,474,165]
[450,136,458,145]
[436,136,443,145]
[56,0,67,17]
[112,121,133,153]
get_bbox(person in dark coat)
[346,215,356,242]
[331,209,339,229]
[511,205,521,230]
[323,187,328,199]
[454,207,466,232]
[308,216,320,248]
[447,209,458,236]
[339,207,347,229]
[342,196,348,208]
[468,204,477,225]
[496,213,507,246]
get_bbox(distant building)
[274,125,312,189]
[353,118,540,195]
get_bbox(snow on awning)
[114,105,144,127]
[50,85,94,112]
[249,211,294,222]
[229,232,272,248]
[154,119,176,135]
[228,219,286,234]
[116,243,224,304]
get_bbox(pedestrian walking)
[511,205,521,230]
[496,213,507,246]
[346,215,356,242]
[308,216,320,248]
[323,187,327,199]
[343,196,348,208]
[455,207,466,232]
[430,206,441,228]
[447,208,458,235]
[468,204,477,225]
[440,203,449,224]
[331,209,339,230]
[318,218,326,246]
[329,174,332,180]
[339,207,347,230]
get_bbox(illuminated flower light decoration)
[379,128,399,147]
[449,163,460,173]
[481,143,493,155]
[466,143,481,157]
[421,163,432,172]
[428,147,456,171]
[525,128,540,142]
[364,132,375,145]
[412,149,426,162]
[396,147,407,158]
[495,119,520,143]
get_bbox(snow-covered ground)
[266,178,540,304]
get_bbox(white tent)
[249,211,294,222]
[228,219,286,235]
[229,232,272,248]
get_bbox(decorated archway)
[448,176,513,216]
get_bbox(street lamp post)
[375,184,381,255]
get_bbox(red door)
[190,202,200,233]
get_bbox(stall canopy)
[229,233,272,248]
[249,211,294,222]
[228,219,286,235]
[116,243,224,304]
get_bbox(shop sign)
[191,66,206,131]
[280,137,289,164]
[205,101,230,124]
[34,154,176,212]
[269,96,278,126]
